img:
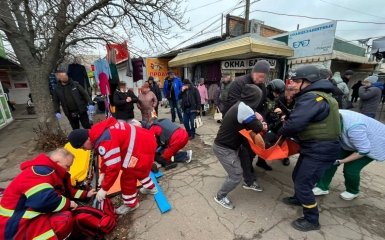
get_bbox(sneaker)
[214,196,234,210]
[312,187,329,196]
[140,187,158,195]
[291,217,320,232]
[282,196,301,206]
[340,191,359,201]
[242,182,263,192]
[115,203,139,215]
[186,150,193,163]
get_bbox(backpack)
[71,198,117,239]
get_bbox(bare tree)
[0,0,185,129]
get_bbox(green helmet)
[267,79,286,94]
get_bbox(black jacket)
[180,85,201,112]
[278,80,340,160]
[223,74,266,115]
[53,80,92,116]
[113,89,138,120]
[330,79,344,108]
[150,83,162,101]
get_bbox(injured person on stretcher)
[0,148,96,240]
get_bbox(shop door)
[0,82,13,128]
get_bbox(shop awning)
[288,50,376,65]
[168,34,293,67]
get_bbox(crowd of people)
[2,59,385,239]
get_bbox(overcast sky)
[120,0,385,57]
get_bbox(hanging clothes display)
[67,63,90,91]
[94,58,112,84]
[132,57,145,82]
[126,55,133,77]
[98,72,110,95]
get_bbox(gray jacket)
[358,86,382,114]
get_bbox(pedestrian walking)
[279,65,341,232]
[148,77,162,115]
[180,79,201,140]
[197,78,208,116]
[138,82,157,123]
[53,69,94,130]
[358,76,382,118]
[163,71,183,123]
[113,81,140,126]
[351,80,362,103]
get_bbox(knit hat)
[365,75,379,84]
[148,76,154,81]
[240,84,262,110]
[68,129,89,149]
[252,60,271,74]
[344,70,354,76]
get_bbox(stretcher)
[239,129,300,160]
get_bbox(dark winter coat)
[359,86,382,115]
[150,82,162,101]
[351,81,362,97]
[278,79,340,160]
[113,89,139,120]
[53,80,92,116]
[330,79,344,108]
[180,85,201,112]
[223,74,266,115]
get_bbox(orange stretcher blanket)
[239,129,300,161]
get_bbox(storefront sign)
[146,58,181,87]
[288,21,337,58]
[221,58,276,70]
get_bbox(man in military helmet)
[279,65,341,232]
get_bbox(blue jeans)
[169,99,183,122]
[183,109,196,137]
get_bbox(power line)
[185,0,224,13]
[250,9,385,25]
[318,0,385,21]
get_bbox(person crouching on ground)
[0,148,95,240]
[68,117,157,215]
[180,79,201,140]
[313,110,385,200]
[143,118,193,170]
[213,84,264,210]
[138,82,158,122]
[113,81,141,126]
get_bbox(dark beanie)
[344,70,354,76]
[68,129,89,149]
[241,84,262,110]
[252,60,270,74]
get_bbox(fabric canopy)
[169,34,293,67]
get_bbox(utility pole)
[244,0,250,33]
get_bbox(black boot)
[282,158,290,166]
[291,217,320,232]
[151,163,159,173]
[282,196,301,206]
[155,154,177,171]
[256,159,273,171]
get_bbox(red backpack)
[71,198,117,239]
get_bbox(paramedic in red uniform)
[68,117,157,215]
[144,118,193,170]
[0,148,95,240]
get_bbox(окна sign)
[221,58,276,70]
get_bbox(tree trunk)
[26,65,60,130]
